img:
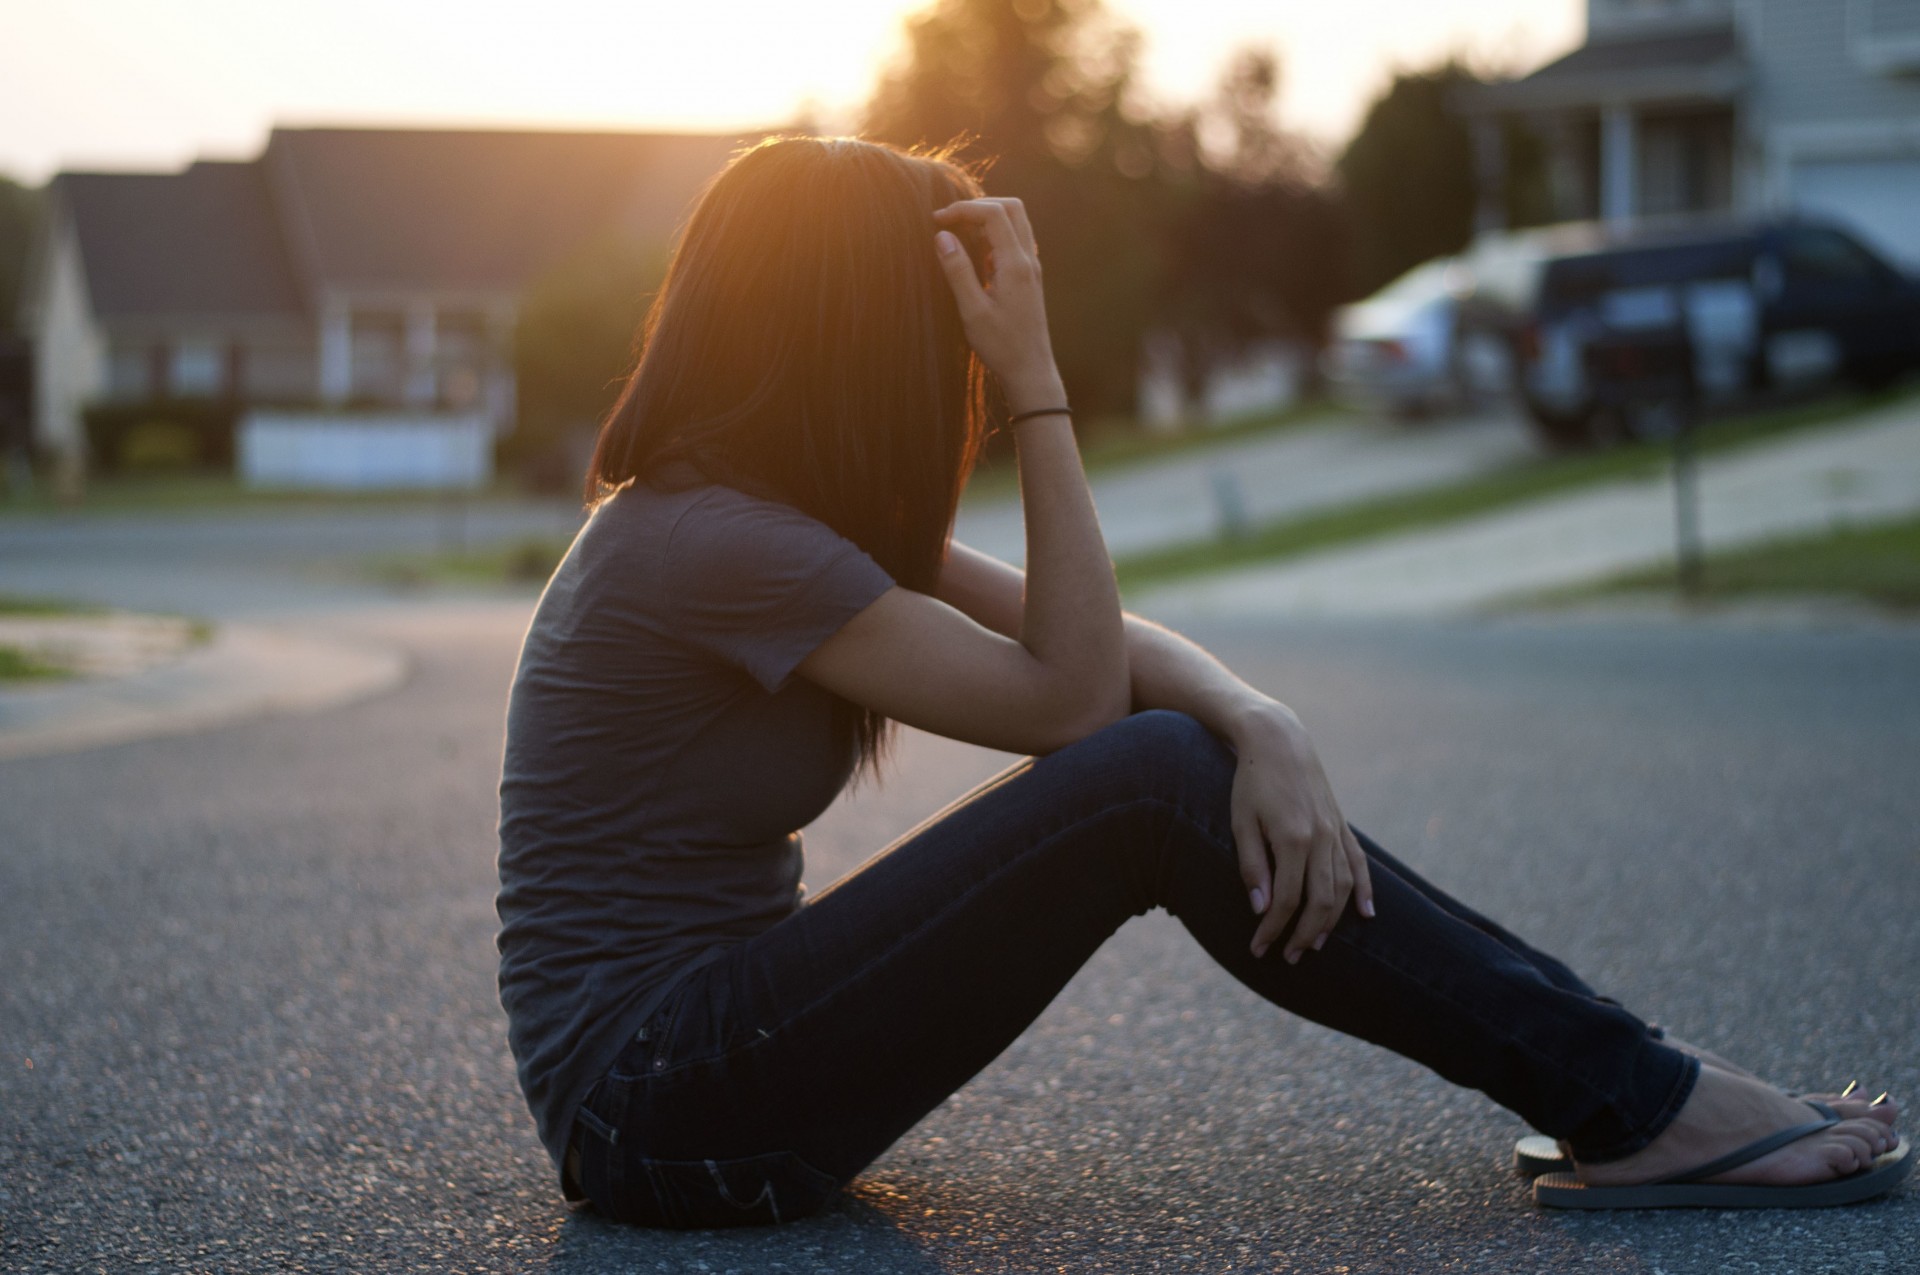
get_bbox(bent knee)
[1079,709,1236,782]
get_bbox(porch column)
[405,301,438,407]
[318,300,352,404]
[1601,103,1638,225]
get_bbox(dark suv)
[1516,217,1920,447]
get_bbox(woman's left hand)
[1227,701,1375,963]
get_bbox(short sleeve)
[660,490,897,695]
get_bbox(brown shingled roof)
[262,127,759,294]
[59,160,305,320]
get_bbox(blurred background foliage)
[0,175,41,337]
[510,234,671,490]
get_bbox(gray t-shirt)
[495,466,896,1185]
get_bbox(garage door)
[1789,157,1920,270]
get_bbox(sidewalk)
[1128,398,1920,620]
[0,620,406,761]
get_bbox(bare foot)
[1575,1066,1901,1188]
[1657,1031,1761,1083]
[1660,1032,1900,1132]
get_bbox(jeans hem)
[1566,1048,1703,1165]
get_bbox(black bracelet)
[1008,406,1073,425]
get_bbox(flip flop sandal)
[1513,1134,1570,1178]
[1512,1083,1886,1178]
[1532,1100,1915,1209]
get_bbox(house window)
[171,340,225,397]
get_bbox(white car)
[1323,255,1515,418]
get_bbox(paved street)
[4,596,1915,1273]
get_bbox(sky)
[0,0,1583,183]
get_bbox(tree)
[510,235,670,490]
[862,0,1179,424]
[1335,61,1481,300]
[1153,47,1351,401]
[0,176,43,335]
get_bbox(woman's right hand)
[931,197,1060,395]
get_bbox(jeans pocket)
[619,1150,842,1229]
[570,1078,628,1208]
[608,992,687,1083]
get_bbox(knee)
[1079,709,1238,790]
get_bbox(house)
[1461,0,1920,266]
[25,126,756,485]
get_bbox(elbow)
[1045,677,1133,753]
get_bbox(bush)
[82,400,239,475]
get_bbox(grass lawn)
[0,594,107,617]
[0,646,75,681]
[1534,513,1920,611]
[0,473,537,519]
[0,595,96,682]
[1113,382,1920,592]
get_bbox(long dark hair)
[586,134,995,787]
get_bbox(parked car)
[1322,255,1517,418]
[1515,216,1920,447]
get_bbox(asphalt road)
[3,600,1916,1273]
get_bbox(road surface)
[4,598,1914,1273]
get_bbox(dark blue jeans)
[567,710,1699,1228]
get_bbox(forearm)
[1007,370,1129,724]
[931,537,1279,746]
[1123,613,1291,750]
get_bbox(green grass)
[1114,383,1920,592]
[962,401,1350,506]
[367,535,571,589]
[0,594,107,617]
[0,473,536,519]
[1532,513,1920,611]
[0,645,76,681]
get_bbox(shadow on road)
[544,1192,951,1273]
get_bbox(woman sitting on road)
[493,135,1908,1228]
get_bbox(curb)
[0,621,409,762]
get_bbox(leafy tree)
[510,235,669,490]
[1155,48,1350,398]
[861,0,1178,425]
[0,175,43,335]
[1335,61,1481,299]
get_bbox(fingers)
[1231,808,1272,918]
[1283,835,1344,965]
[1000,198,1037,257]
[933,227,989,313]
[1344,824,1375,920]
[1251,831,1304,960]
[1249,885,1291,961]
[933,198,1033,270]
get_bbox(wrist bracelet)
[1008,406,1073,426]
